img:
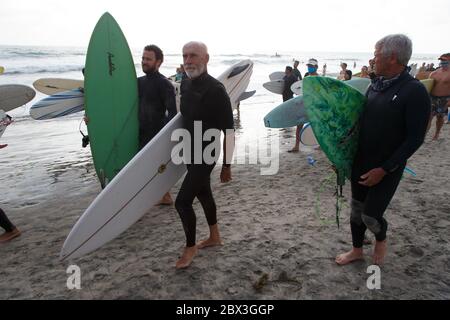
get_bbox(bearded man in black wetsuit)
[336,34,431,266]
[138,45,177,205]
[174,41,235,269]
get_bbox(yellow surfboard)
[420,79,434,93]
[33,78,84,95]
[415,71,431,80]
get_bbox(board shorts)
[431,95,450,118]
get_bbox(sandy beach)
[1,122,449,300]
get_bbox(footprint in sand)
[409,246,424,258]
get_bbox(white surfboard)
[60,113,187,260]
[217,59,254,110]
[263,79,284,95]
[409,63,418,78]
[269,71,285,81]
[299,123,319,147]
[30,89,84,120]
[0,110,13,139]
[170,80,181,112]
[0,85,36,112]
[33,78,84,95]
[290,80,303,95]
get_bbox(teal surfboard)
[344,77,371,95]
[263,77,370,129]
[263,96,307,128]
[85,12,139,188]
[302,77,367,186]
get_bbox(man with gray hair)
[336,34,430,266]
[174,41,235,269]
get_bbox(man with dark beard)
[138,45,177,205]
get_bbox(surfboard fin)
[228,64,250,78]
[238,90,256,102]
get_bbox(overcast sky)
[1,0,449,55]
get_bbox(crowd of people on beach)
[281,51,450,151]
[1,34,449,272]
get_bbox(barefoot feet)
[197,238,223,249]
[176,246,197,269]
[373,240,387,265]
[0,228,21,243]
[335,248,364,265]
[156,192,173,206]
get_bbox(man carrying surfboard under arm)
[174,41,235,269]
[138,45,177,205]
[336,34,430,266]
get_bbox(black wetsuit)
[350,70,430,248]
[282,74,297,102]
[293,68,303,81]
[175,72,234,247]
[0,208,15,232]
[345,69,353,80]
[137,71,177,149]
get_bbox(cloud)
[1,0,448,54]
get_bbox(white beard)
[185,64,206,79]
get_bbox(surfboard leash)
[313,166,349,229]
[78,118,90,148]
[335,183,345,229]
[313,170,337,226]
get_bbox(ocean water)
[0,45,440,202]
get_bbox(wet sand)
[1,123,449,299]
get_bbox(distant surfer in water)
[174,41,235,269]
[336,34,430,266]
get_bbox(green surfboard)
[302,77,367,186]
[85,12,139,188]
